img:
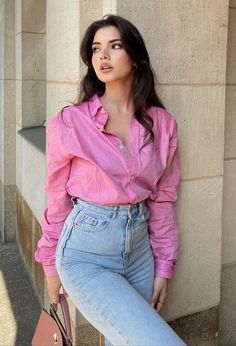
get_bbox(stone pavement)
[0,243,41,346]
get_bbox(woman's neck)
[100,82,134,114]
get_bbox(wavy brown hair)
[60,14,166,148]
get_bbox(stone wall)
[222,0,236,267]
[0,0,232,345]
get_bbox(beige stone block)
[47,0,80,83]
[230,0,236,8]
[16,32,45,81]
[79,0,103,39]
[158,85,225,180]
[0,0,15,80]
[4,0,15,79]
[3,80,16,186]
[16,79,22,126]
[103,0,117,15]
[22,0,46,33]
[161,177,222,321]
[15,33,22,79]
[79,0,103,78]
[0,183,16,242]
[16,124,22,191]
[0,181,3,242]
[222,159,236,265]
[224,85,236,159]
[15,0,22,34]
[23,81,46,127]
[22,32,46,80]
[16,0,46,34]
[0,80,4,182]
[0,1,4,79]
[117,0,228,84]
[226,8,236,84]
[16,80,46,127]
[67,297,79,328]
[21,139,46,223]
[47,82,79,118]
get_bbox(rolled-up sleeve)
[35,116,73,277]
[146,116,181,279]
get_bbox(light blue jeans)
[56,196,186,346]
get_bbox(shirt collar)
[88,92,109,131]
[88,92,105,117]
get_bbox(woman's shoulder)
[147,105,177,123]
[46,101,90,129]
[147,105,178,137]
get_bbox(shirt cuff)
[43,264,59,277]
[154,259,176,279]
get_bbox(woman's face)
[91,25,135,85]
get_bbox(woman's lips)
[100,66,113,73]
[100,63,113,73]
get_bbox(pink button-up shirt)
[35,93,181,278]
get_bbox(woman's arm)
[35,115,73,277]
[146,115,181,279]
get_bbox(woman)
[35,14,186,346]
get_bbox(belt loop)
[139,200,144,215]
[71,196,76,206]
[112,205,118,219]
[128,205,131,219]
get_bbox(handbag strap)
[50,294,73,342]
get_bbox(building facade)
[0,0,235,344]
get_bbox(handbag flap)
[32,308,63,346]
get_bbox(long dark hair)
[60,14,166,148]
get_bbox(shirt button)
[99,127,104,131]
[130,176,135,181]
[119,144,124,149]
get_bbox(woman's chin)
[97,74,117,83]
[97,75,131,85]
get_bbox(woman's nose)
[100,49,110,60]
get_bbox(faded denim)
[55,197,186,346]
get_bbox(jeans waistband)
[70,196,148,216]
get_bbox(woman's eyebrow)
[92,38,122,45]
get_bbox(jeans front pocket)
[72,208,112,233]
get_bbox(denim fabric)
[55,197,186,346]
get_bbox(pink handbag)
[32,294,73,346]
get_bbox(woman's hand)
[46,275,68,304]
[151,276,168,313]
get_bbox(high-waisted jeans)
[55,196,186,346]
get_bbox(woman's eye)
[92,47,99,53]
[112,43,122,49]
[92,43,123,53]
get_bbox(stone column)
[219,1,236,343]
[117,0,228,343]
[46,1,103,344]
[222,0,236,269]
[0,0,16,242]
[15,0,46,302]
